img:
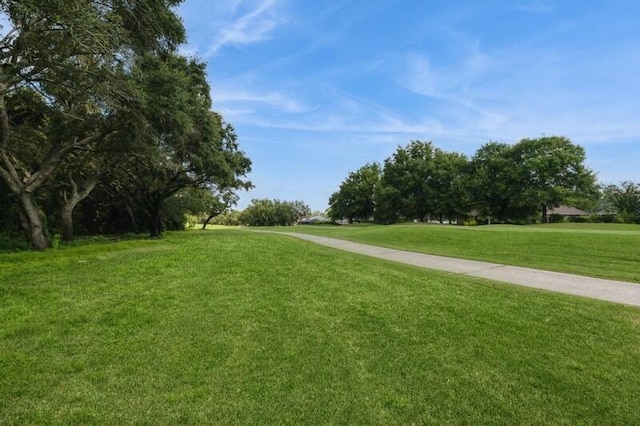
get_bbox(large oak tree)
[0,0,185,249]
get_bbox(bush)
[568,215,591,223]
[211,211,242,227]
[599,214,616,223]
[0,234,30,252]
[615,212,640,224]
[50,233,62,249]
[549,214,568,223]
[240,199,310,226]
[184,214,199,229]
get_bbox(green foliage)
[469,142,517,222]
[240,199,311,226]
[375,141,438,222]
[211,210,242,226]
[0,0,189,248]
[0,233,29,252]
[510,136,597,222]
[50,233,62,249]
[108,54,252,237]
[331,137,598,226]
[328,162,380,222]
[605,181,640,223]
[373,142,471,224]
[0,1,252,246]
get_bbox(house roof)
[300,215,330,223]
[548,206,588,216]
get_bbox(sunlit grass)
[1,230,639,424]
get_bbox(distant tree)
[201,190,240,229]
[240,199,310,226]
[328,162,380,223]
[510,136,597,223]
[212,210,242,227]
[605,181,640,223]
[329,136,599,226]
[469,137,597,224]
[431,149,469,223]
[375,141,437,222]
[289,200,312,223]
[468,142,516,223]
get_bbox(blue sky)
[176,0,640,212]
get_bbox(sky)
[176,0,640,212]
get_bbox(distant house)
[299,215,331,225]
[547,206,588,217]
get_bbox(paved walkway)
[270,232,640,308]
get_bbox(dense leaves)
[603,182,640,223]
[0,0,252,248]
[330,137,599,224]
[328,162,380,223]
[240,199,311,226]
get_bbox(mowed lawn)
[272,223,640,283]
[1,231,639,424]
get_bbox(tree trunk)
[61,174,98,241]
[61,205,74,242]
[149,200,163,238]
[149,213,162,238]
[202,214,215,229]
[17,192,48,250]
[541,205,548,224]
[123,201,140,234]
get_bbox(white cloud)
[205,0,283,56]
[213,87,309,114]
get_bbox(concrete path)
[270,232,640,308]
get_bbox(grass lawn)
[271,223,640,283]
[1,230,639,424]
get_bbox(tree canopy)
[329,137,598,225]
[328,162,380,223]
[0,0,252,248]
[240,199,311,227]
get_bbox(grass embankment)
[1,230,640,424]
[275,223,640,283]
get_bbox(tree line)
[328,137,639,225]
[0,0,251,250]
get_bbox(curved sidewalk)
[273,232,640,308]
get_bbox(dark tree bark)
[16,192,48,250]
[61,172,99,241]
[123,201,140,234]
[541,204,549,224]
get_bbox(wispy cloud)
[205,0,283,56]
[212,86,311,116]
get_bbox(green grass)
[271,223,640,283]
[1,230,639,424]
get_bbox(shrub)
[568,215,591,223]
[0,234,30,252]
[50,233,62,249]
